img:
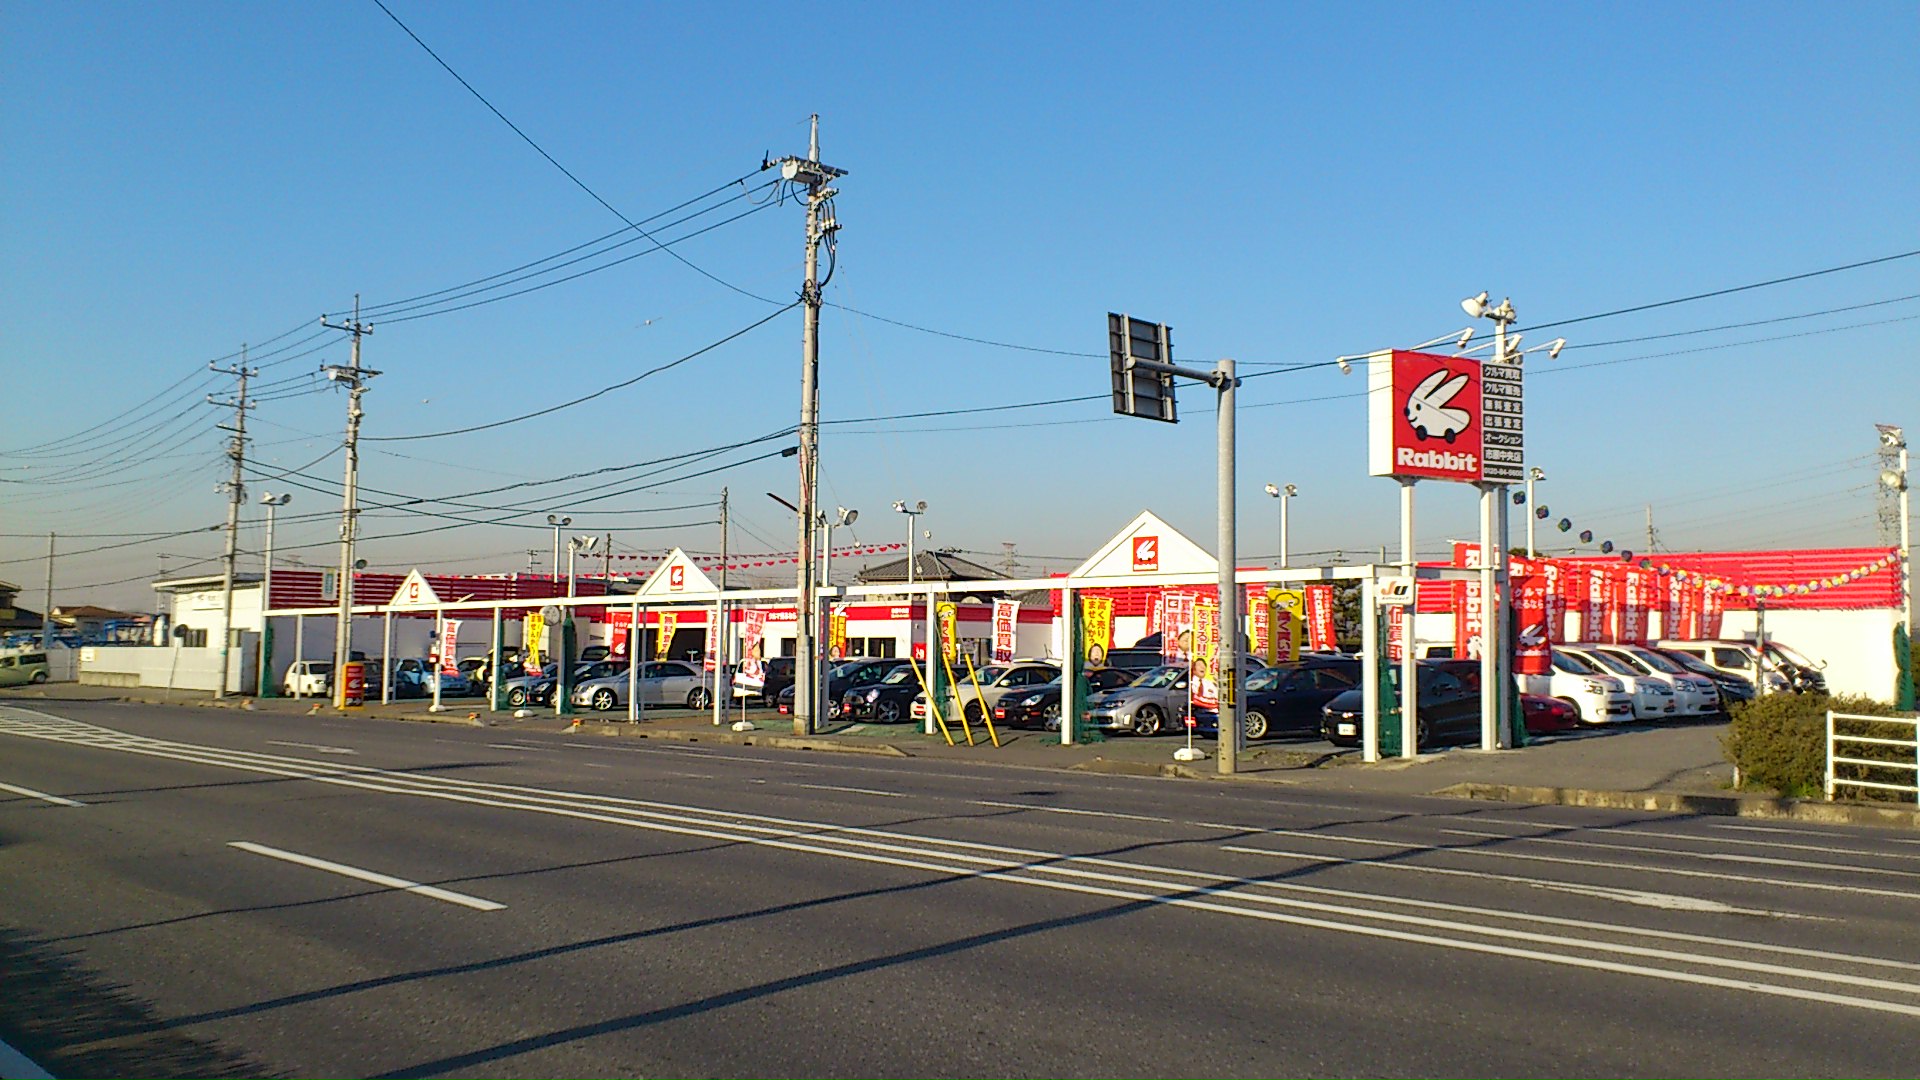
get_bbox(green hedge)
[1723,693,1913,799]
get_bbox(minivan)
[0,650,50,687]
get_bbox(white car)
[1654,640,1795,693]
[1588,644,1723,717]
[570,660,712,712]
[1520,655,1634,725]
[1556,646,1676,721]
[282,659,334,696]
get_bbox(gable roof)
[856,550,1000,584]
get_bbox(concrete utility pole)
[258,491,291,696]
[715,488,728,727]
[211,354,255,698]
[321,299,376,709]
[773,114,846,737]
[41,533,54,650]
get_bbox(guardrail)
[1826,710,1920,802]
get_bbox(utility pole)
[41,533,54,650]
[716,488,729,727]
[603,532,612,583]
[1646,505,1657,553]
[321,298,376,709]
[773,114,846,737]
[210,353,256,698]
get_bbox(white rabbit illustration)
[1518,621,1547,648]
[1405,369,1472,442]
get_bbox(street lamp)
[1525,467,1546,558]
[1264,482,1297,568]
[1463,291,1519,753]
[567,534,598,597]
[258,491,291,697]
[821,506,858,589]
[892,500,927,585]
[546,514,572,584]
[1881,424,1911,640]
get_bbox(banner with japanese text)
[1386,603,1406,662]
[1542,560,1566,643]
[937,601,958,663]
[733,609,768,692]
[1677,582,1701,640]
[1701,588,1725,639]
[1268,587,1303,664]
[1082,595,1113,667]
[438,619,461,677]
[1247,587,1269,663]
[991,599,1020,663]
[1145,592,1164,642]
[1664,576,1685,642]
[656,611,678,660]
[1162,591,1196,662]
[1454,580,1485,660]
[829,608,848,661]
[1618,569,1646,644]
[1192,598,1220,710]
[1585,569,1610,643]
[524,610,545,668]
[1514,574,1550,674]
[1303,584,1337,652]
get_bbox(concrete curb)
[1436,782,1920,830]
[577,726,911,757]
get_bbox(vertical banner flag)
[1162,591,1196,662]
[991,599,1020,663]
[1678,582,1701,640]
[1454,541,1484,660]
[1542,560,1566,643]
[524,610,546,669]
[1145,592,1165,642]
[1514,573,1551,675]
[1192,598,1220,710]
[702,619,717,673]
[1586,569,1610,643]
[1386,603,1406,662]
[1619,569,1644,645]
[733,609,768,691]
[828,608,848,661]
[1247,586,1270,663]
[1701,587,1726,639]
[1664,576,1684,641]
[439,619,461,676]
[656,611,678,660]
[1303,584,1337,652]
[937,601,958,663]
[1269,587,1304,663]
[1082,596,1114,667]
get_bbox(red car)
[1521,693,1579,734]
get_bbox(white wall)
[79,637,258,693]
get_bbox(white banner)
[439,619,460,676]
[733,609,769,692]
[991,599,1019,663]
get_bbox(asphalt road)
[2,699,1917,1078]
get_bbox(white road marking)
[486,743,555,752]
[794,783,904,798]
[265,740,357,755]
[1440,826,1920,879]
[974,799,1176,825]
[0,780,84,807]
[11,711,1920,1016]
[1499,822,1920,862]
[228,841,505,911]
[1711,821,1920,846]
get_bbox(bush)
[1723,693,1911,799]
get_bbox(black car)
[1647,647,1755,706]
[994,667,1136,729]
[778,657,914,717]
[1321,659,1483,750]
[759,656,796,705]
[841,662,925,723]
[1195,657,1360,740]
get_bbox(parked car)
[782,657,916,717]
[1554,645,1677,721]
[1655,639,1818,693]
[907,661,1062,726]
[0,650,49,687]
[1102,646,1167,672]
[759,656,797,705]
[1584,644,1723,717]
[1080,664,1194,736]
[571,660,712,712]
[842,663,929,723]
[389,658,473,698]
[1321,659,1484,749]
[1194,656,1361,740]
[1647,646,1757,704]
[1520,654,1635,725]
[1520,693,1580,734]
[993,667,1135,729]
[283,659,335,696]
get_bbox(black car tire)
[1243,708,1271,741]
[1041,702,1061,727]
[875,699,901,723]
[506,686,528,707]
[687,686,712,710]
[29,671,47,685]
[963,700,986,725]
[1416,716,1432,750]
[591,688,617,712]
[1131,705,1164,737]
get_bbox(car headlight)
[1582,679,1609,693]
[1018,693,1043,706]
[862,688,880,702]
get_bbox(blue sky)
[4,1,1917,608]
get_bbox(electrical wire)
[1518,249,1920,333]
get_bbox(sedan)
[995,667,1135,729]
[841,663,927,723]
[1586,644,1722,718]
[1556,645,1679,721]
[1194,657,1360,740]
[1321,659,1483,750]
[571,660,712,712]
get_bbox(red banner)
[1542,560,1566,644]
[1514,574,1550,674]
[732,609,769,692]
[1303,585,1337,652]
[1663,576,1683,641]
[1677,582,1700,640]
[1586,569,1610,643]
[1701,587,1725,639]
[1386,604,1406,662]
[1145,592,1165,642]
[1619,569,1646,645]
[1454,579,1485,660]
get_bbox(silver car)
[1083,665,1197,736]
[571,660,713,712]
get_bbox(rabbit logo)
[1405,368,1473,442]
[1518,621,1548,649]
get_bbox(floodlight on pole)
[894,500,926,585]
[546,514,571,584]
[1407,328,1477,353]
[1525,467,1546,558]
[1266,482,1297,568]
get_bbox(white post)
[381,611,394,704]
[1361,574,1380,764]
[1401,479,1419,759]
[1901,442,1912,639]
[1280,488,1291,570]
[291,614,305,699]
[627,598,641,723]
[1525,470,1540,559]
[1824,708,1836,800]
[431,611,444,711]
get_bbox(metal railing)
[1826,710,1920,802]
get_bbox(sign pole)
[1400,479,1420,758]
[1361,575,1380,763]
[1216,358,1241,775]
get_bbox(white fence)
[1826,710,1920,802]
[78,639,258,694]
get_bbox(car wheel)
[506,687,528,707]
[964,701,986,725]
[1131,705,1163,737]
[1243,709,1271,741]
[29,671,47,685]
[875,699,901,723]
[1415,717,1432,750]
[1041,702,1061,727]
[687,687,712,710]
[591,688,616,712]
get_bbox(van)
[1654,640,1812,693]
[0,651,50,687]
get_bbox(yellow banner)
[1269,587,1303,663]
[524,611,545,668]
[657,611,678,660]
[937,601,958,662]
[1082,595,1113,667]
[829,609,848,660]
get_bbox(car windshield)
[307,662,335,674]
[881,666,916,685]
[1660,650,1718,676]
[1600,649,1654,674]
[1766,642,1818,669]
[1245,669,1285,691]
[1551,651,1596,675]
[1580,650,1640,677]
[1133,666,1185,688]
[1624,648,1684,674]
[971,666,1010,685]
[847,663,895,686]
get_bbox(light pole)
[1881,425,1911,638]
[1264,482,1297,568]
[567,534,598,598]
[894,499,929,732]
[822,506,858,590]
[1463,291,1517,751]
[893,500,926,585]
[258,491,291,697]
[547,514,571,584]
[1525,467,1546,558]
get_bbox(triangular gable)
[1070,510,1217,579]
[635,547,718,598]
[389,568,443,609]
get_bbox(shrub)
[1722,692,1910,799]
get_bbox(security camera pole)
[772,115,846,737]
[321,298,376,710]
[1107,314,1244,775]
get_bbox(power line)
[1518,249,1920,333]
